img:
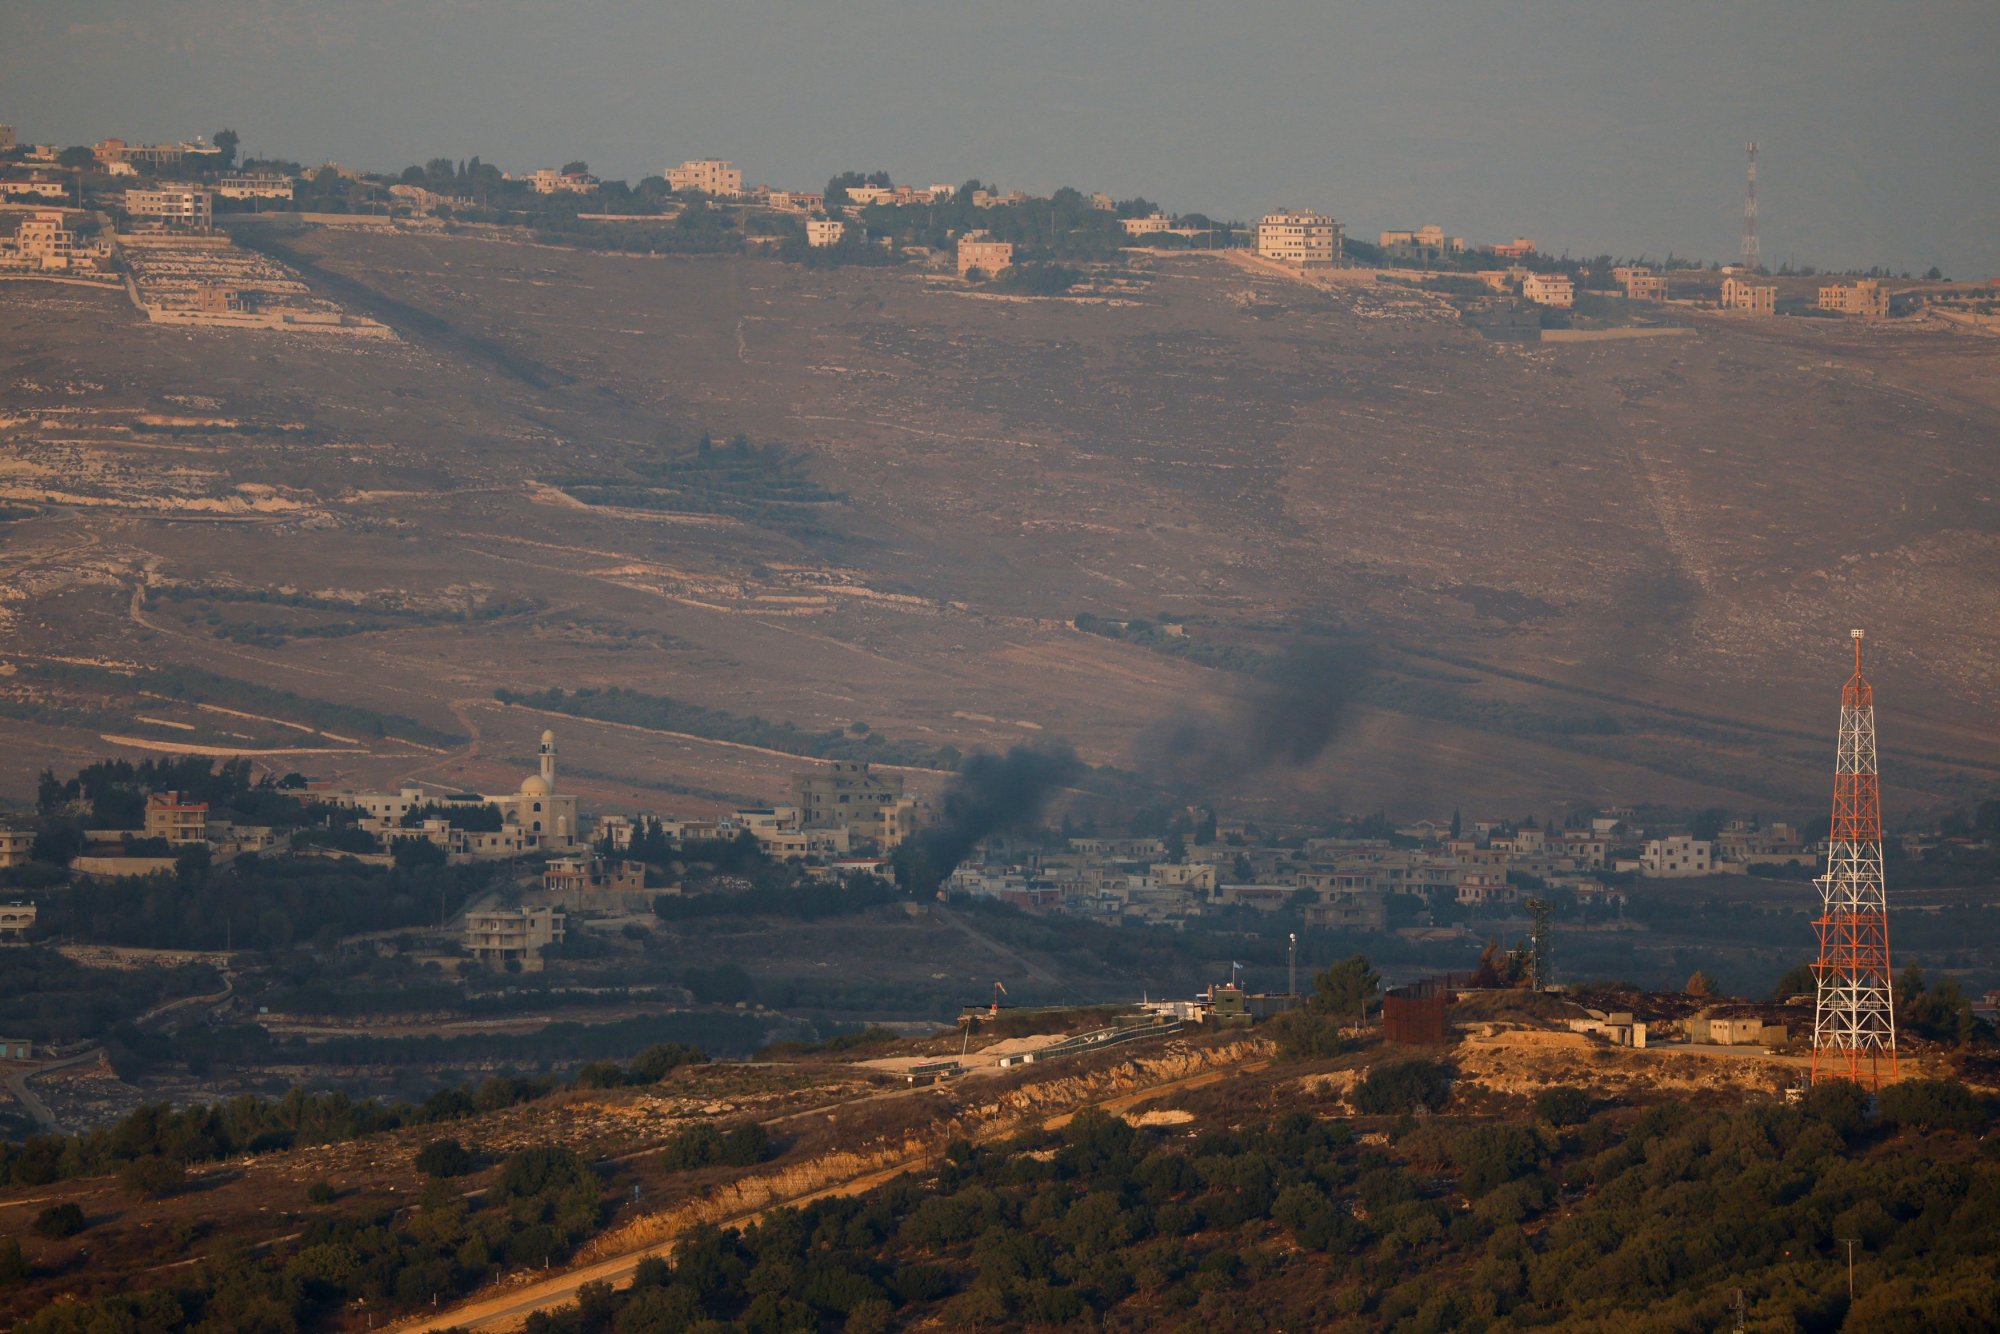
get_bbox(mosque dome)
[520,774,551,796]
[541,729,556,744]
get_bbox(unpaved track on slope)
[394,1054,1264,1331]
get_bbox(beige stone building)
[1521,272,1574,307]
[1719,276,1776,315]
[1379,224,1466,263]
[543,855,647,895]
[1624,271,1669,301]
[793,761,917,848]
[805,217,846,247]
[956,233,1014,278]
[0,903,35,942]
[1119,213,1173,236]
[124,186,214,230]
[1256,210,1341,265]
[0,177,68,200]
[528,168,597,194]
[0,828,33,868]
[1817,279,1889,318]
[464,905,566,970]
[1,211,108,272]
[1640,835,1714,877]
[666,159,743,197]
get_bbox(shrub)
[1876,1078,1987,1132]
[32,1202,87,1238]
[306,1180,337,1204]
[119,1155,185,1199]
[1533,1086,1592,1127]
[1354,1060,1453,1115]
[415,1138,475,1178]
[0,1237,26,1286]
[1269,1009,1349,1060]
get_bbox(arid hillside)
[1,232,1996,822]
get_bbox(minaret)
[1810,630,1896,1088]
[538,729,558,792]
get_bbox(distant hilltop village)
[10,723,1986,970]
[2,115,1993,333]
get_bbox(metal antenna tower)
[1741,142,1760,273]
[1526,898,1553,991]
[1810,630,1897,1087]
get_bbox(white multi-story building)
[216,174,295,201]
[666,158,743,197]
[1256,210,1341,265]
[124,186,214,230]
[805,217,846,247]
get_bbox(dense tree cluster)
[0,1043,705,1189]
[30,853,495,953]
[515,1078,1998,1333]
[13,1145,607,1332]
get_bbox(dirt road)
[395,1052,1262,1331]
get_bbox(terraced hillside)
[1,231,1996,822]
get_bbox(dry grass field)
[2,231,1997,823]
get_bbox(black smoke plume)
[1146,638,1379,792]
[894,743,1084,894]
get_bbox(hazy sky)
[6,1,1997,277]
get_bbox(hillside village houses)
[323,729,580,857]
[0,211,111,273]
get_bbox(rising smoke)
[895,743,1084,894]
[1145,638,1380,792]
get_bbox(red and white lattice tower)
[1810,629,1897,1087]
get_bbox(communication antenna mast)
[1741,142,1760,273]
[1525,898,1553,991]
[1810,630,1897,1087]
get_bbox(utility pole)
[1742,142,1760,273]
[1288,932,1297,1001]
[1839,1238,1860,1299]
